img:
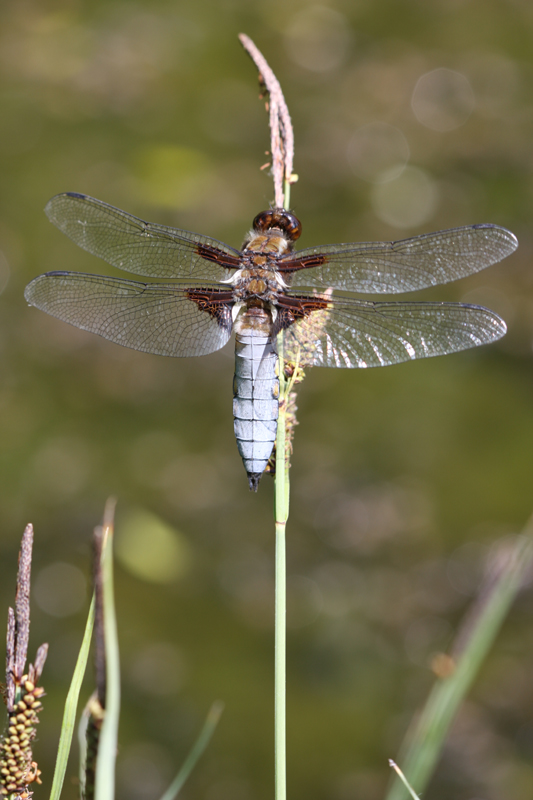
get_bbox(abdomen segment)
[233,327,279,491]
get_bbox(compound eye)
[281,212,302,242]
[252,209,302,241]
[253,210,274,232]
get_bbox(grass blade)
[157,702,224,800]
[77,696,90,799]
[385,532,533,800]
[49,594,95,800]
[274,334,290,800]
[388,760,420,800]
[94,521,120,800]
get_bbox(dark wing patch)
[195,242,241,269]
[187,288,235,325]
[274,293,330,334]
[281,293,506,368]
[278,254,328,273]
[25,271,233,358]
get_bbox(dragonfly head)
[252,209,302,242]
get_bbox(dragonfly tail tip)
[248,473,262,492]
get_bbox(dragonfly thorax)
[241,227,295,257]
[230,265,287,304]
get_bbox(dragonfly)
[25,192,517,490]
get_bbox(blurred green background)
[1,1,533,799]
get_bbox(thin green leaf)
[386,532,533,800]
[77,697,91,798]
[94,525,120,800]
[274,335,289,800]
[157,701,224,800]
[49,594,95,800]
[388,761,420,800]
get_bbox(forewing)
[45,193,242,281]
[281,294,506,368]
[24,272,233,357]
[280,224,518,293]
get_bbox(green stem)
[95,525,120,800]
[157,702,224,800]
[385,533,533,800]
[274,520,286,800]
[274,336,290,800]
[49,595,95,800]
[272,170,292,800]
[283,179,291,211]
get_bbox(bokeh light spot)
[286,576,322,629]
[447,540,487,596]
[284,6,352,73]
[347,122,410,184]
[116,508,192,583]
[371,166,439,229]
[117,743,171,800]
[131,145,213,210]
[404,614,453,667]
[128,642,186,695]
[0,251,10,295]
[206,777,252,800]
[34,562,87,617]
[312,562,365,617]
[412,68,475,132]
[30,436,93,502]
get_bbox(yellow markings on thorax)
[248,278,267,294]
[251,254,267,266]
[245,232,290,257]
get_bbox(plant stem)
[274,521,286,800]
[283,178,292,211]
[94,521,120,800]
[238,36,295,799]
[274,175,292,800]
[49,595,95,800]
[158,702,224,800]
[385,531,533,800]
[274,334,290,800]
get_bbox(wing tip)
[48,191,87,200]
[489,316,507,341]
[24,271,75,305]
[453,302,507,339]
[23,282,34,305]
[495,316,507,339]
[473,223,519,254]
[24,276,43,305]
[45,192,90,222]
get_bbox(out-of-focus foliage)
[1,1,533,800]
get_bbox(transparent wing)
[24,272,233,357]
[280,224,518,293]
[281,294,506,368]
[45,193,242,281]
